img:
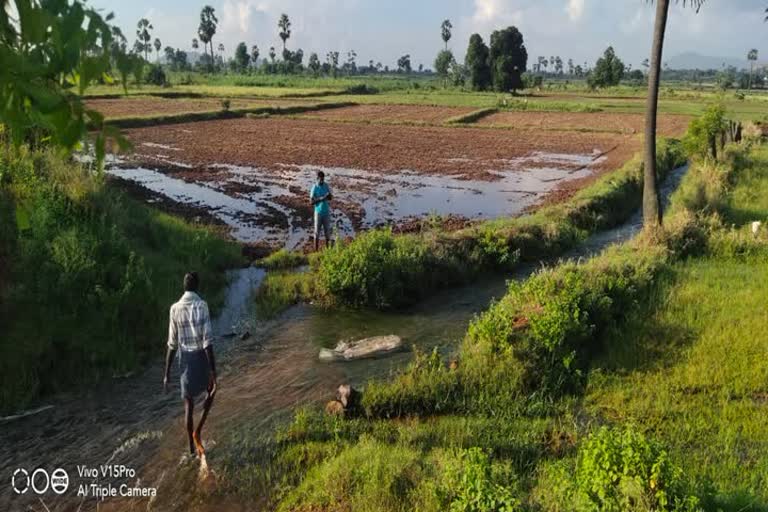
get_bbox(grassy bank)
[257,139,686,314]
[0,148,242,413]
[101,101,355,129]
[211,132,765,510]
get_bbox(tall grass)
[0,148,242,412]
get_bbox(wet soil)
[297,104,476,124]
[120,117,636,177]
[477,111,691,137]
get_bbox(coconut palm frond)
[645,0,706,14]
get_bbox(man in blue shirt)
[310,170,333,251]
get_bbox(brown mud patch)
[120,117,636,178]
[477,111,690,137]
[297,104,476,124]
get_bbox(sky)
[89,0,767,69]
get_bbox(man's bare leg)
[184,398,195,455]
[194,393,215,455]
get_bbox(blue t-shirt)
[310,182,331,216]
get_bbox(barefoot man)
[310,170,333,251]
[164,272,217,460]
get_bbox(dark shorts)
[179,349,210,400]
[314,212,332,240]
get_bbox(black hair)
[317,170,325,179]
[183,272,199,292]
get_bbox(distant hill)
[666,52,748,71]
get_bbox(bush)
[466,245,665,395]
[436,448,520,512]
[682,103,726,161]
[277,436,425,512]
[575,426,701,512]
[363,348,462,418]
[257,248,307,270]
[316,229,436,309]
[145,64,167,86]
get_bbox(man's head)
[183,272,199,292]
[317,170,325,184]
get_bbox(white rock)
[319,335,403,362]
[752,221,762,236]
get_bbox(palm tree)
[441,19,452,51]
[136,18,153,61]
[251,45,260,68]
[278,14,291,56]
[642,0,705,230]
[748,49,759,90]
[192,38,199,50]
[154,38,161,63]
[198,5,218,72]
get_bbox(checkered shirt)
[168,291,213,352]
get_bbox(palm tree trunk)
[643,0,669,230]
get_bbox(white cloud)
[565,0,585,22]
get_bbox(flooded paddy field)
[109,115,638,249]
[86,96,315,119]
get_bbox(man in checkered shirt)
[163,272,217,460]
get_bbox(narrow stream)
[1,165,687,512]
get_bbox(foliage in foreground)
[0,149,241,412]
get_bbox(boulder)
[319,335,403,362]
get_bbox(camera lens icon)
[11,468,68,495]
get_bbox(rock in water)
[319,335,403,362]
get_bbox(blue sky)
[90,0,767,68]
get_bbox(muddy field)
[297,104,476,124]
[121,117,636,176]
[477,111,690,136]
[106,115,642,250]
[86,96,312,119]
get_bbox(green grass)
[583,145,768,509]
[102,101,354,128]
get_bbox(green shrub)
[466,245,665,396]
[363,348,462,418]
[575,426,701,512]
[316,229,436,308]
[436,447,521,512]
[255,271,314,318]
[145,64,167,86]
[682,103,726,161]
[257,248,308,270]
[277,436,425,512]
